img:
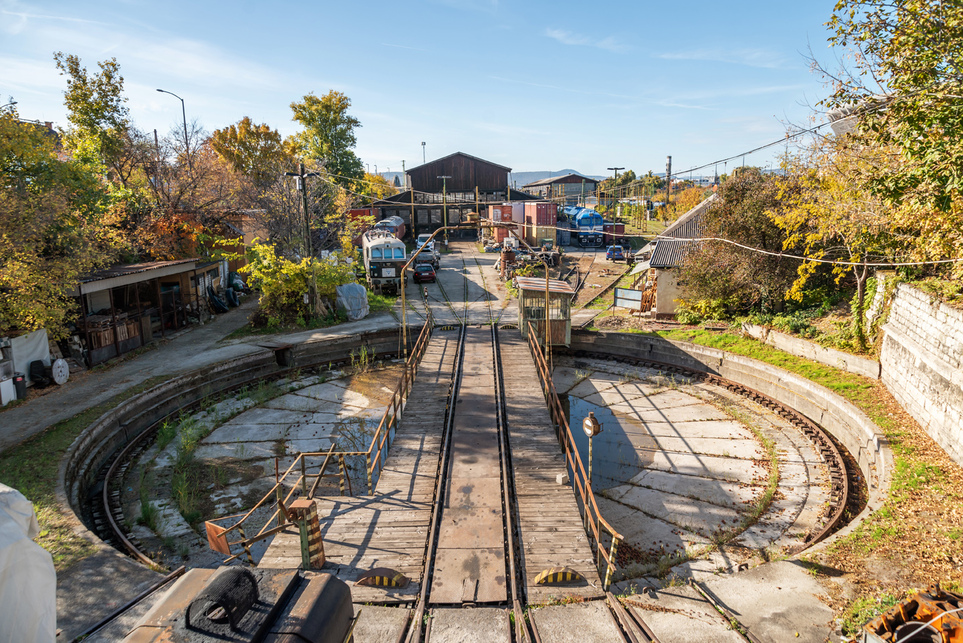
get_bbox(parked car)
[413,264,436,283]
[415,233,434,252]
[606,245,625,261]
[413,249,441,269]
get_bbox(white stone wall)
[881,284,963,465]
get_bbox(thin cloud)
[0,5,106,35]
[544,28,629,53]
[657,48,788,69]
[382,43,429,52]
[431,0,499,13]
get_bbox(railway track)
[84,240,855,642]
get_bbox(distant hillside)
[511,169,606,188]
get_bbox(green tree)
[0,112,120,337]
[679,168,796,315]
[824,0,963,267]
[289,91,364,186]
[53,52,129,171]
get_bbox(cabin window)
[394,248,405,259]
[372,248,382,259]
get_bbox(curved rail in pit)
[560,347,855,547]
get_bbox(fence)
[525,322,623,589]
[204,317,435,564]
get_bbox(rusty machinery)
[862,583,963,643]
[122,566,355,643]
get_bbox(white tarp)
[336,283,369,322]
[0,484,56,642]
[10,329,50,383]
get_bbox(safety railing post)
[366,453,373,495]
[604,537,620,590]
[300,456,307,495]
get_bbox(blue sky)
[1,0,839,178]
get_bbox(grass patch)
[367,291,397,313]
[840,593,899,637]
[0,376,168,571]
[223,308,348,340]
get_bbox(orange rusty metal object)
[863,583,963,643]
[204,520,231,556]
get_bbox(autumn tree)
[289,91,364,186]
[210,117,292,190]
[0,111,120,337]
[356,172,398,203]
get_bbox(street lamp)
[421,142,426,164]
[582,411,602,489]
[156,88,192,176]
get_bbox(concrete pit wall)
[57,328,409,543]
[881,284,963,466]
[570,330,892,543]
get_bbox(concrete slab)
[701,560,834,643]
[530,601,624,643]
[597,496,711,562]
[604,484,744,536]
[625,585,745,643]
[353,605,411,643]
[292,381,354,403]
[202,422,289,443]
[223,406,313,426]
[611,468,763,509]
[641,451,768,484]
[428,607,511,643]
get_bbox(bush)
[676,299,731,324]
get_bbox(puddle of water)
[561,395,649,492]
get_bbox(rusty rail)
[525,321,623,590]
[206,318,435,563]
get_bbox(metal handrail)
[206,318,434,563]
[525,322,623,589]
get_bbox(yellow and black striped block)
[289,499,325,569]
[534,567,583,585]
[356,567,410,588]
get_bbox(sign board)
[614,288,644,311]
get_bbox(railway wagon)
[362,229,407,295]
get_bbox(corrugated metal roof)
[514,277,576,294]
[406,151,512,174]
[522,173,598,188]
[79,259,198,284]
[650,194,718,269]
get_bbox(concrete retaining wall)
[881,284,963,465]
[742,323,881,379]
[57,327,407,540]
[570,330,892,543]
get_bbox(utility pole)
[285,164,320,312]
[665,156,672,217]
[438,175,452,245]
